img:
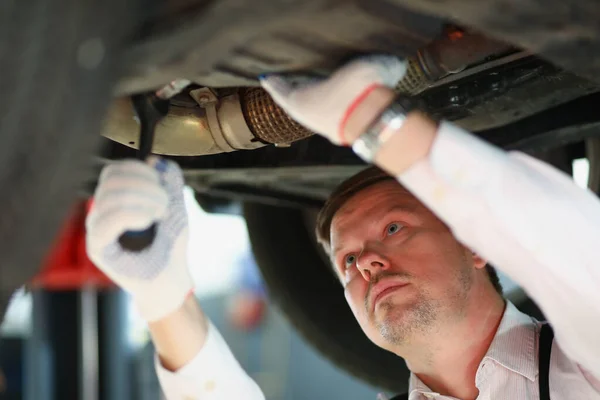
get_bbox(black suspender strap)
[539,323,554,400]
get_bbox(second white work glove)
[260,55,407,145]
[86,158,194,322]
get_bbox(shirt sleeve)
[397,121,600,378]
[155,321,265,400]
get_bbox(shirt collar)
[480,300,538,381]
[407,301,538,397]
[408,373,439,400]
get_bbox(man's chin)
[373,299,419,345]
[374,294,413,320]
[376,303,407,323]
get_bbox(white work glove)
[260,55,407,145]
[86,158,194,322]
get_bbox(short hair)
[316,166,503,295]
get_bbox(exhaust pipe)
[102,97,223,156]
[101,88,313,156]
[397,30,512,94]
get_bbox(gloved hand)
[86,158,194,322]
[260,55,407,145]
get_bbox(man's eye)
[386,222,403,236]
[344,254,356,268]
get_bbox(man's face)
[330,180,483,351]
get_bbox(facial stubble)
[374,265,473,346]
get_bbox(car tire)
[0,0,134,320]
[244,201,547,392]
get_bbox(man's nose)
[356,247,390,281]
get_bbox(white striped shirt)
[407,302,600,399]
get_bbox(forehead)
[331,180,420,238]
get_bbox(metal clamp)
[191,88,265,153]
[190,88,235,152]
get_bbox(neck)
[398,288,505,400]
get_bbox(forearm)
[149,294,209,371]
[86,158,264,398]
[151,295,265,400]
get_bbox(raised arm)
[86,158,265,400]
[261,55,600,377]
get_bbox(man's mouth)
[369,279,409,312]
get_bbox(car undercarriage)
[98,43,600,222]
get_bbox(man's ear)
[471,252,487,270]
[464,246,487,269]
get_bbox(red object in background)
[31,200,114,290]
[446,26,465,41]
[227,291,267,331]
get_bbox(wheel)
[0,0,134,320]
[243,202,547,392]
[244,203,411,392]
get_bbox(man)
[86,56,600,399]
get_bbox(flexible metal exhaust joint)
[240,88,313,146]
